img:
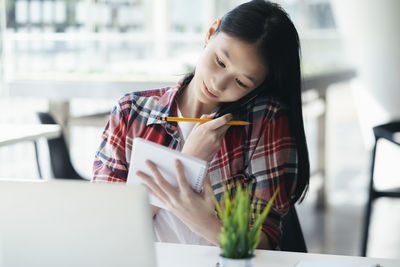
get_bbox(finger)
[200,174,209,194]
[174,159,192,195]
[201,175,212,198]
[136,170,170,203]
[203,173,212,187]
[215,124,231,137]
[200,112,216,119]
[203,113,233,130]
[145,160,176,193]
[201,175,216,208]
[195,113,217,129]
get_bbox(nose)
[211,73,229,93]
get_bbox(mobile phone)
[215,87,262,118]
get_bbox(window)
[1,0,348,95]
[2,0,229,86]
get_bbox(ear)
[204,19,221,46]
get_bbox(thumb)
[202,175,214,205]
[200,112,216,119]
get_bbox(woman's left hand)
[135,159,222,245]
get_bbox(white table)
[155,243,399,267]
[0,124,61,147]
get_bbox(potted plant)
[214,184,279,267]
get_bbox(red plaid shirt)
[93,82,298,249]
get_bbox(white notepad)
[127,138,208,209]
[295,260,380,267]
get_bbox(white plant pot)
[219,255,254,267]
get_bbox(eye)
[236,78,248,88]
[216,56,226,68]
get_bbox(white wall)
[331,0,400,146]
[0,0,5,96]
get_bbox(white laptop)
[0,179,157,267]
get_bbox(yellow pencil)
[157,116,250,126]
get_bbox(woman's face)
[192,23,268,106]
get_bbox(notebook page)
[295,260,379,267]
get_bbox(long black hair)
[182,0,309,203]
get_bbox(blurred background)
[0,0,399,259]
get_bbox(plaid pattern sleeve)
[92,96,129,183]
[92,86,180,183]
[209,98,298,250]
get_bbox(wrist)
[192,214,222,246]
[181,148,204,161]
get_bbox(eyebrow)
[222,49,257,85]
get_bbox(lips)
[203,82,217,98]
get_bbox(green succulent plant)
[214,184,279,259]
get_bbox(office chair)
[281,205,307,253]
[361,120,400,256]
[36,112,87,180]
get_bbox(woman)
[93,0,309,250]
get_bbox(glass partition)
[3,0,219,84]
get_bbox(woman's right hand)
[181,113,232,162]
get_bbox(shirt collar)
[146,84,181,127]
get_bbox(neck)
[177,79,218,118]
